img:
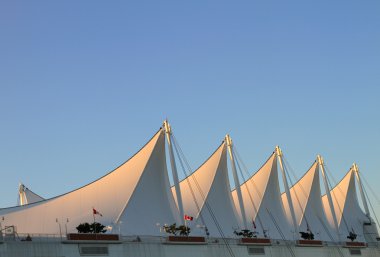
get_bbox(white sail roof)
[322,169,369,242]
[171,142,241,237]
[0,129,179,235]
[18,183,45,206]
[281,162,337,241]
[232,153,293,239]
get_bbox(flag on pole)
[93,208,103,217]
[252,219,257,229]
[184,215,193,221]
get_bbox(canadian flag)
[93,208,103,217]
[184,215,193,221]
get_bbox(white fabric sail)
[232,153,293,239]
[281,162,337,241]
[18,184,45,206]
[171,142,241,237]
[0,129,179,235]
[322,169,369,242]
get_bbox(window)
[80,246,108,256]
[247,247,265,255]
[349,249,361,255]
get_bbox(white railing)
[1,233,378,249]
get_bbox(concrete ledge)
[296,240,324,247]
[344,242,367,248]
[164,236,207,245]
[62,240,122,244]
[239,238,272,245]
[63,233,121,244]
[67,233,119,241]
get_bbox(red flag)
[93,208,103,217]
[252,219,257,229]
[184,215,193,221]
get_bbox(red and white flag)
[184,215,193,221]
[93,208,103,217]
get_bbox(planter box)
[240,238,271,245]
[167,236,206,244]
[297,240,323,247]
[67,233,119,241]
[345,241,367,248]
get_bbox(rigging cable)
[361,175,380,206]
[171,134,236,257]
[233,147,295,257]
[266,208,296,257]
[170,137,207,233]
[282,156,344,257]
[232,147,267,234]
[282,156,311,233]
[362,179,380,233]
[360,173,380,240]
[324,165,352,236]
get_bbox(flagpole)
[93,210,96,234]
[184,218,187,236]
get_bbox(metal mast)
[163,120,185,225]
[353,163,371,219]
[276,146,298,237]
[318,155,340,241]
[18,183,27,206]
[226,134,248,229]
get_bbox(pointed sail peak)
[163,119,172,134]
[172,141,226,202]
[0,127,172,235]
[275,145,283,157]
[18,182,25,193]
[325,167,354,194]
[237,152,277,187]
[352,162,371,219]
[172,141,226,186]
[172,140,239,236]
[325,166,369,239]
[281,159,336,241]
[18,183,45,206]
[232,151,293,239]
[352,163,361,176]
[288,161,319,190]
[317,154,324,166]
[225,134,233,147]
[283,161,319,219]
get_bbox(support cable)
[266,209,296,257]
[324,165,351,236]
[282,157,344,256]
[281,157,310,231]
[171,137,207,232]
[363,185,380,232]
[233,147,297,257]
[361,175,380,205]
[233,149,266,235]
[171,134,236,257]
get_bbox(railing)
[2,233,65,242]
[0,233,378,249]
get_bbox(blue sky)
[1,1,380,218]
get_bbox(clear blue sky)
[1,1,379,217]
